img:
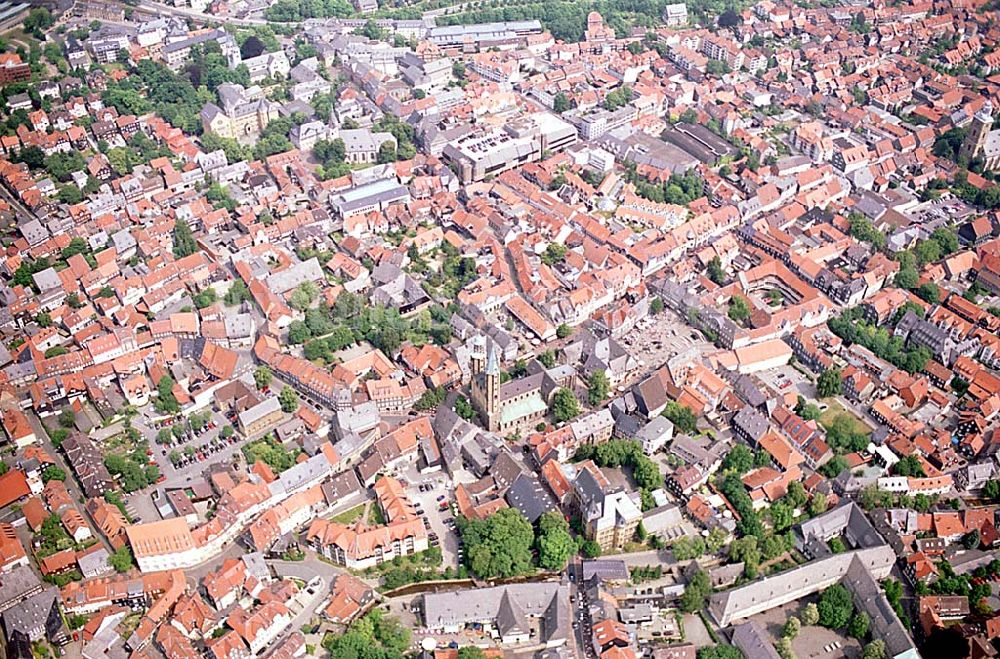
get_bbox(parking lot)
[747,599,862,659]
[755,362,813,399]
[402,465,462,568]
[133,405,244,489]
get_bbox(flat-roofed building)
[443,129,540,183]
[330,177,411,218]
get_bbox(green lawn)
[329,504,364,525]
[367,503,386,526]
[818,399,872,435]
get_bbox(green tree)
[706,527,728,553]
[672,536,706,560]
[542,243,567,265]
[680,568,711,612]
[729,536,761,578]
[289,281,318,311]
[288,320,312,344]
[553,92,570,113]
[707,257,726,285]
[587,369,610,406]
[728,295,751,323]
[650,297,665,315]
[581,539,601,558]
[817,368,843,398]
[536,511,574,571]
[697,646,743,659]
[783,616,801,639]
[915,239,942,266]
[818,584,854,628]
[894,455,925,477]
[254,366,273,390]
[58,185,83,204]
[172,220,198,258]
[556,323,572,339]
[44,151,85,182]
[454,395,475,421]
[155,375,180,414]
[931,227,959,255]
[722,445,754,474]
[848,611,870,639]
[279,385,299,413]
[801,602,820,626]
[551,387,581,422]
[862,641,886,659]
[917,282,940,304]
[42,466,66,483]
[895,266,919,290]
[109,545,134,573]
[461,507,535,578]
[786,481,808,509]
[770,501,794,532]
[810,492,829,516]
[376,141,397,164]
[24,7,54,33]
[538,350,556,368]
[224,279,250,305]
[663,402,697,434]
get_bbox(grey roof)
[322,469,364,505]
[708,546,896,627]
[163,28,226,54]
[241,552,270,581]
[843,557,918,659]
[496,589,528,637]
[633,373,668,417]
[238,396,282,429]
[732,406,769,442]
[339,128,395,155]
[797,503,885,554]
[1,587,58,636]
[76,547,110,576]
[731,621,781,659]
[491,450,525,490]
[574,466,607,514]
[423,582,569,645]
[0,567,42,613]
[636,416,674,443]
[269,451,332,497]
[266,257,324,295]
[581,559,629,583]
[31,268,62,293]
[505,472,557,524]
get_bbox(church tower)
[469,335,486,378]
[960,100,993,164]
[470,338,501,432]
[482,342,500,431]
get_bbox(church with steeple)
[468,336,567,437]
[960,100,1000,170]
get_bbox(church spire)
[485,341,499,376]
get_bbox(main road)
[135,0,274,25]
